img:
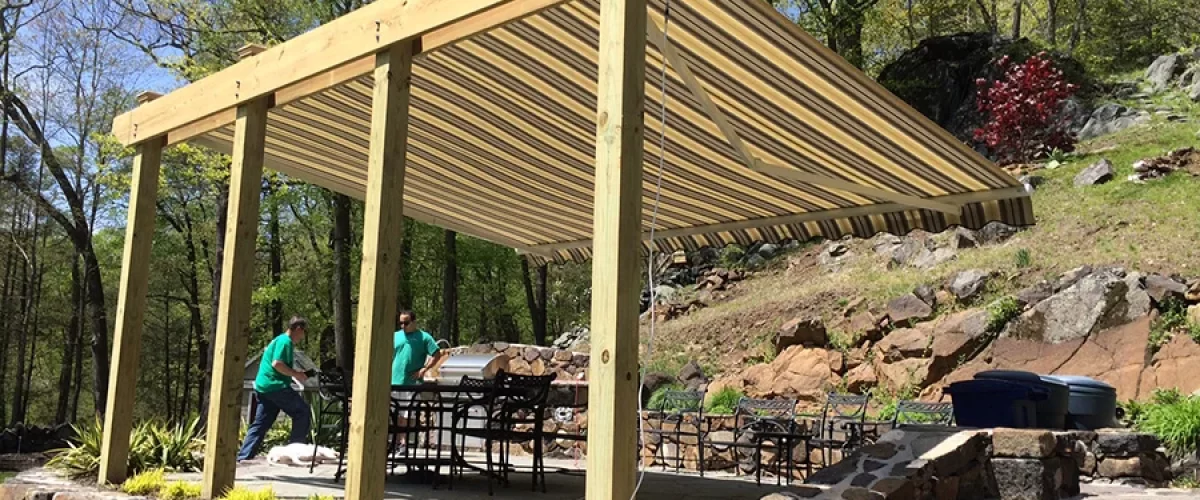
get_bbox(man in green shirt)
[390,310,446,453]
[237,316,313,462]
[391,310,446,385]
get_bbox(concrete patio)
[166,452,813,499]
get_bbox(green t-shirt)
[391,330,440,385]
[254,333,295,394]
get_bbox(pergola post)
[97,134,164,485]
[344,40,415,500]
[586,0,646,498]
[200,96,269,499]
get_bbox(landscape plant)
[704,387,745,415]
[48,418,204,478]
[120,468,167,496]
[160,481,203,500]
[974,53,1079,164]
[1129,389,1200,458]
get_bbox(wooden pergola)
[98,0,1032,498]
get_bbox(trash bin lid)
[946,379,1049,399]
[1042,375,1115,393]
[976,370,1068,388]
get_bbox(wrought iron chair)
[706,397,802,485]
[643,390,706,475]
[809,393,870,468]
[892,400,954,427]
[450,371,555,495]
[309,368,350,480]
[449,376,500,494]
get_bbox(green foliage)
[48,418,203,478]
[985,296,1022,334]
[120,469,167,496]
[1150,298,1195,354]
[1130,392,1200,457]
[47,419,105,478]
[160,481,204,500]
[221,486,277,500]
[1014,248,1032,269]
[719,244,746,269]
[827,330,856,352]
[306,495,335,500]
[647,383,684,411]
[704,387,745,415]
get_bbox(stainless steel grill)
[434,354,508,385]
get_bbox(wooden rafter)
[111,0,575,146]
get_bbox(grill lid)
[436,354,508,384]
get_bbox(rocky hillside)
[637,51,1200,409]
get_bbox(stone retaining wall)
[453,342,589,381]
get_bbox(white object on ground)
[266,442,340,467]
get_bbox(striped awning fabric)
[188,0,1032,263]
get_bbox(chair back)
[733,397,796,435]
[818,393,869,439]
[317,369,350,402]
[892,400,954,427]
[496,371,555,409]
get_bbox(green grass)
[0,472,16,484]
[221,486,277,500]
[704,387,744,415]
[1129,389,1200,458]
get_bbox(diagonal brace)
[646,19,961,216]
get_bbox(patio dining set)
[643,391,955,485]
[307,368,583,496]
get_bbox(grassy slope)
[642,99,1200,378]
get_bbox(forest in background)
[0,0,1196,428]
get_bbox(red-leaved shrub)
[974,53,1078,165]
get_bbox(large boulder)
[776,316,828,353]
[887,294,935,327]
[1078,104,1150,140]
[719,347,836,403]
[1143,274,1188,305]
[1146,53,1193,92]
[877,33,1086,141]
[875,327,933,362]
[1140,334,1200,398]
[1002,269,1149,344]
[947,269,990,302]
[1074,158,1115,186]
[844,364,878,393]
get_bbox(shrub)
[1134,394,1200,457]
[120,468,167,496]
[985,296,1021,334]
[1150,298,1193,355]
[47,419,104,477]
[1014,248,1032,269]
[719,244,745,269]
[705,387,744,415]
[222,486,277,500]
[646,383,684,411]
[160,481,203,500]
[48,418,203,478]
[974,53,1078,165]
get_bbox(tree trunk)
[1047,0,1059,46]
[833,6,867,68]
[200,181,230,421]
[0,234,13,425]
[55,258,81,424]
[10,234,28,425]
[83,244,110,418]
[1012,0,1023,39]
[331,193,353,369]
[267,181,283,334]
[1067,0,1086,55]
[440,230,458,346]
[397,224,413,312]
[520,259,549,346]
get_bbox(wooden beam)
[97,136,164,486]
[111,0,573,146]
[586,0,646,498]
[344,41,415,500]
[200,97,269,499]
[647,18,753,168]
[752,160,961,214]
[527,186,1030,252]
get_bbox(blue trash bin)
[975,370,1070,429]
[1043,375,1119,430]
[945,379,1046,428]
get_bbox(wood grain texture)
[343,41,415,500]
[200,98,269,499]
[97,137,164,486]
[585,0,646,498]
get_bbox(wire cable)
[633,0,673,497]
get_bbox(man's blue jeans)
[237,389,312,461]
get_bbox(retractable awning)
[113,0,1032,264]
